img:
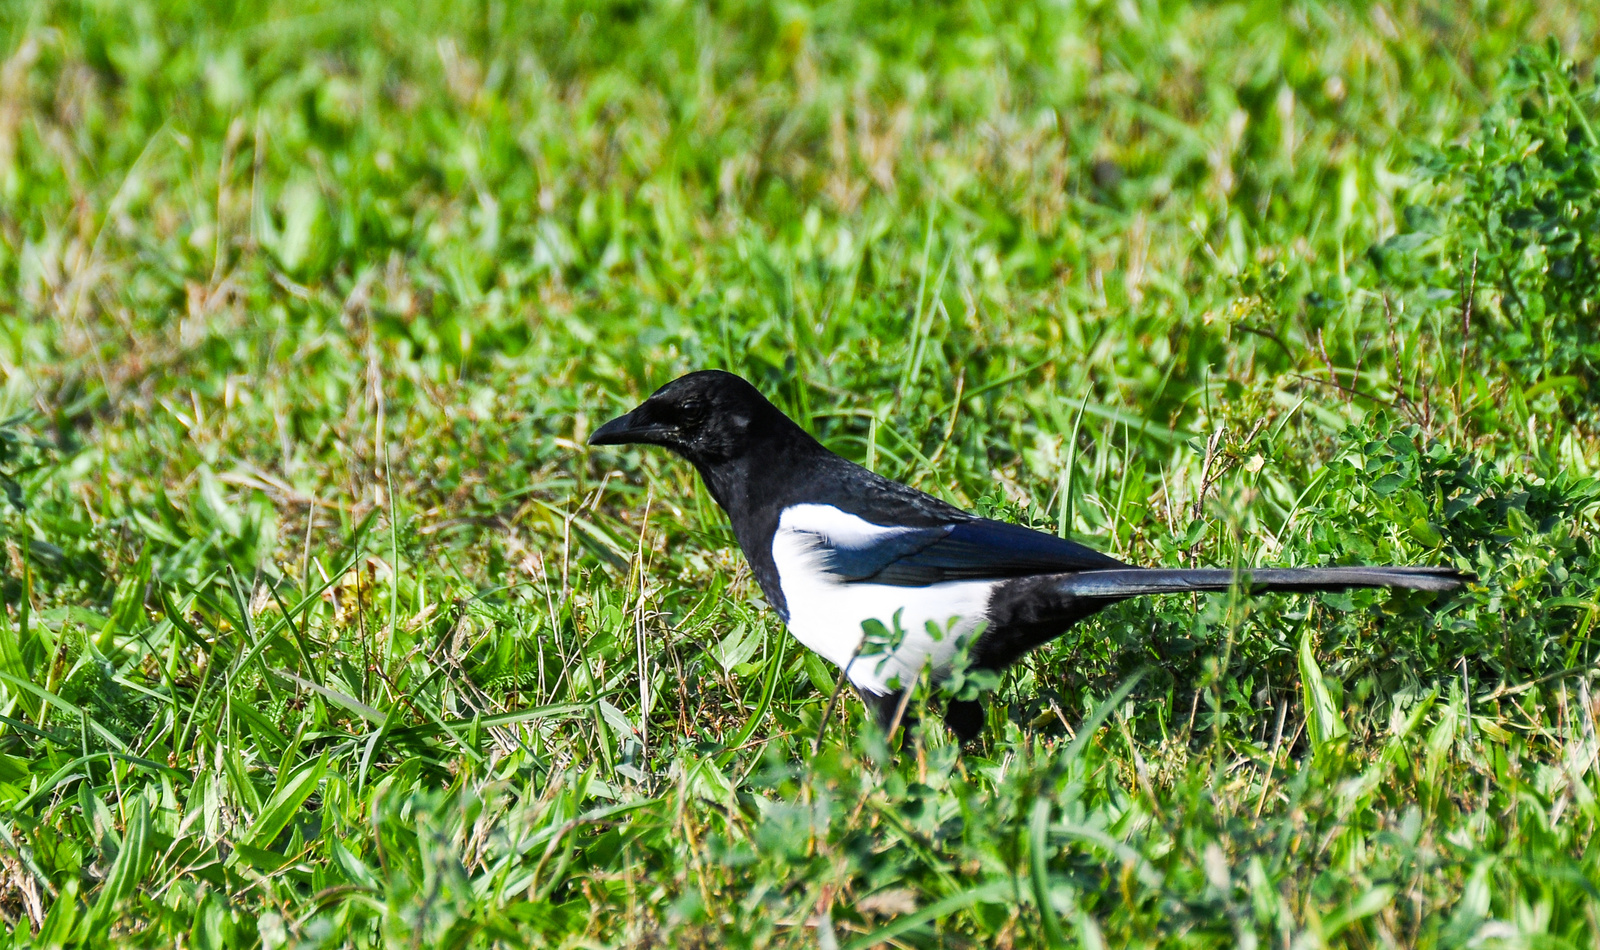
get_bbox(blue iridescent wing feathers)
[818,517,1125,586]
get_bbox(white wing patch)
[771,504,997,695]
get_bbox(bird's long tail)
[939,564,1468,741]
[1056,565,1467,598]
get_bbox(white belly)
[770,505,997,695]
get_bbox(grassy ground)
[2,0,1600,945]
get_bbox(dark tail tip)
[1362,566,1472,592]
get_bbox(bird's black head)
[588,370,804,467]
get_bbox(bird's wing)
[784,506,1125,586]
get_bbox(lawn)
[2,0,1600,946]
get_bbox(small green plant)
[1373,42,1600,399]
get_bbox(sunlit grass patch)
[1,0,1599,946]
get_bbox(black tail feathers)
[1054,565,1468,599]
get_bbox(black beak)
[588,408,671,446]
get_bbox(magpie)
[588,370,1466,741]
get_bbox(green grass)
[2,0,1600,945]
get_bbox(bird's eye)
[678,398,707,424]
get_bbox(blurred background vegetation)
[1,0,1599,946]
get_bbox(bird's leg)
[942,697,985,742]
[855,686,900,731]
[856,686,919,745]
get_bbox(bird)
[588,370,1466,741]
